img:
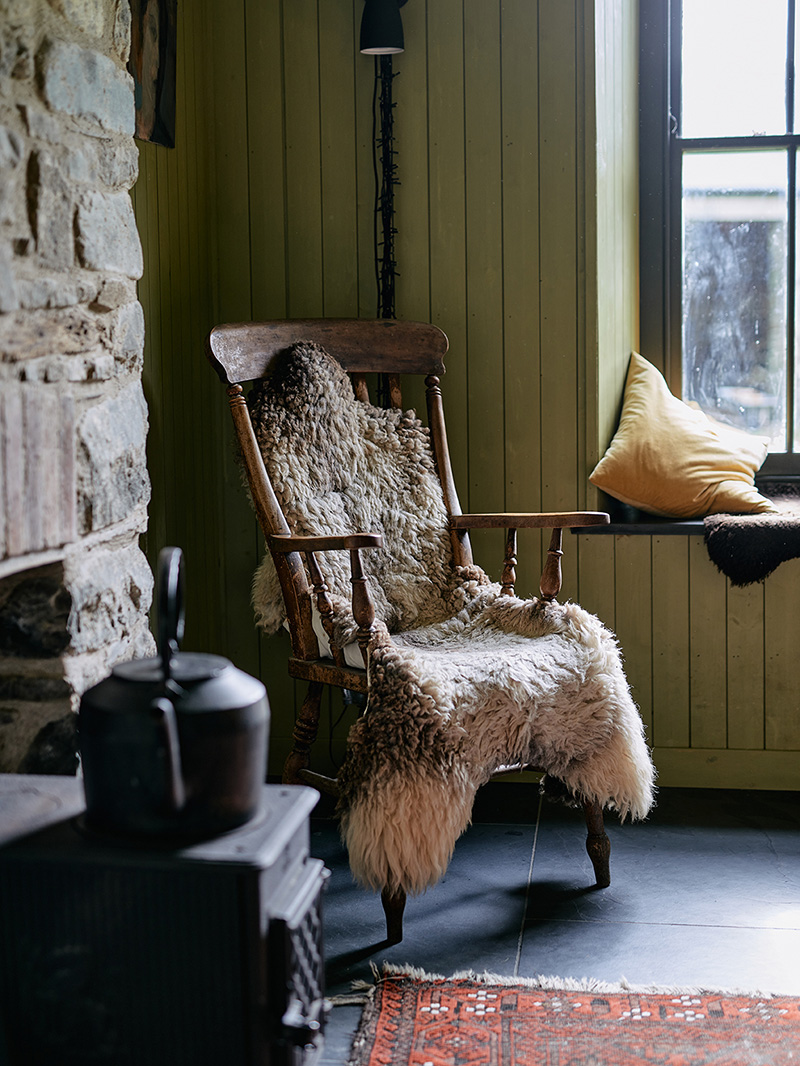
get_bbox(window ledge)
[574,517,705,536]
[573,502,704,536]
[575,477,800,536]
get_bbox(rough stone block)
[27,150,74,270]
[63,537,154,657]
[0,19,34,82]
[111,299,144,370]
[75,189,143,278]
[77,381,150,531]
[14,272,96,311]
[95,139,138,189]
[0,305,106,361]
[65,145,94,183]
[0,386,76,557]
[37,37,134,135]
[0,124,23,168]
[0,243,18,312]
[0,124,24,233]
[113,0,132,63]
[47,0,107,39]
[90,277,135,311]
[62,616,155,702]
[19,105,63,144]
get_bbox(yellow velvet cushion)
[589,352,777,518]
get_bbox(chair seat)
[338,591,654,896]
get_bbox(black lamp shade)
[360,0,404,54]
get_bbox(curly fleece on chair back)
[249,342,656,895]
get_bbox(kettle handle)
[157,547,186,683]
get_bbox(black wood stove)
[0,775,328,1066]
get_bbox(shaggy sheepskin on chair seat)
[339,582,654,895]
[248,341,656,896]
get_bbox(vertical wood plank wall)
[132,0,800,788]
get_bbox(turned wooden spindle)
[352,374,369,403]
[539,527,564,602]
[350,549,376,667]
[501,528,518,596]
[388,374,403,409]
[306,552,344,668]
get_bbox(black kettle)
[78,547,269,840]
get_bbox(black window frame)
[639,0,800,476]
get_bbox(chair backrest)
[206,320,473,661]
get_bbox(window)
[640,0,800,473]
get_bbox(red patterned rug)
[347,969,800,1066]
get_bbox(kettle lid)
[112,651,229,685]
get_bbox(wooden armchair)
[206,319,654,943]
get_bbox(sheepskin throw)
[704,486,800,586]
[249,342,656,895]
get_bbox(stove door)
[266,857,330,1066]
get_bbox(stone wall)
[0,0,154,772]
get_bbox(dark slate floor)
[310,784,800,1065]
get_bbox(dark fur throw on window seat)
[704,482,800,586]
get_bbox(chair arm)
[268,533,383,552]
[450,511,609,530]
[449,513,609,600]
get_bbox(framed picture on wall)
[128,0,177,148]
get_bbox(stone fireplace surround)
[0,0,154,773]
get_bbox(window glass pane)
[682,0,787,138]
[682,151,787,449]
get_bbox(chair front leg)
[381,885,406,944]
[582,797,611,888]
[282,680,324,785]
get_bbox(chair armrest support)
[450,512,609,530]
[449,515,609,600]
[268,533,381,668]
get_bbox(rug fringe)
[369,961,782,999]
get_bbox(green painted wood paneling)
[688,537,727,749]
[427,0,468,506]
[462,1,505,577]
[501,0,542,598]
[651,536,690,748]
[320,3,360,318]
[132,0,800,787]
[764,557,800,750]
[576,535,616,627]
[726,582,765,751]
[612,535,653,738]
[245,0,288,321]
